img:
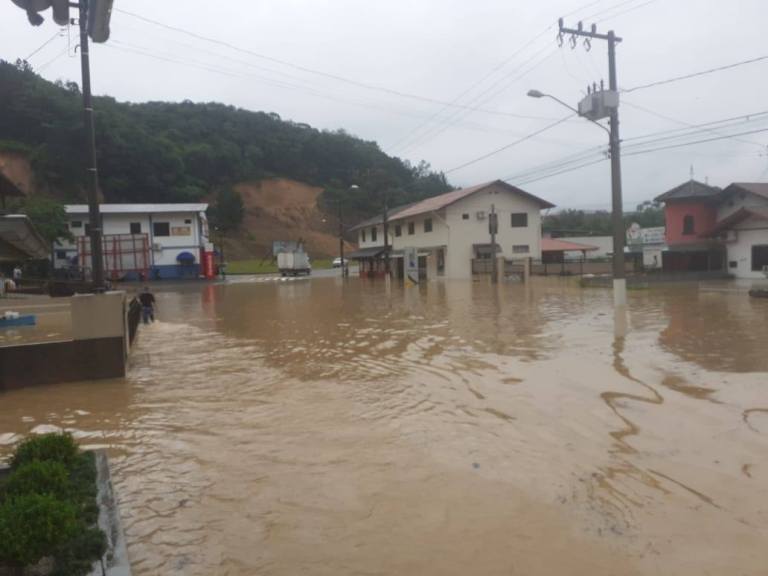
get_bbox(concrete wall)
[664,201,718,244]
[0,292,128,391]
[725,223,768,279]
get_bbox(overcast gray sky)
[2,0,767,210]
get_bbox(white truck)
[277,250,311,276]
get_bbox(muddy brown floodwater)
[2,277,768,575]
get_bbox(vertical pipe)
[78,0,105,291]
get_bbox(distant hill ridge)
[0,59,452,222]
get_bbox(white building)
[54,204,211,280]
[711,183,768,279]
[349,180,554,279]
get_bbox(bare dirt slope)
[0,151,36,196]
[228,178,354,261]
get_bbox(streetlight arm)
[528,90,611,137]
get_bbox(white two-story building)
[54,204,213,280]
[348,180,554,279]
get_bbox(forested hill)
[0,59,452,216]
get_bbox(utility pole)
[77,0,105,291]
[382,193,390,279]
[338,199,346,278]
[489,204,498,284]
[558,19,626,306]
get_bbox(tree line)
[0,58,453,227]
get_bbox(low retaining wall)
[0,337,125,391]
[580,271,734,288]
[0,291,128,391]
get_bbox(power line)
[445,114,574,174]
[24,31,62,61]
[623,127,768,157]
[115,8,550,120]
[622,54,768,93]
[36,46,69,72]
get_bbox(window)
[682,215,695,235]
[729,260,738,269]
[751,245,768,271]
[184,219,192,224]
[513,244,530,254]
[511,213,528,228]
[395,224,402,237]
[408,222,415,235]
[153,222,170,237]
[462,213,469,220]
[70,221,82,229]
[361,229,366,242]
[371,227,378,242]
[424,218,433,233]
[130,222,142,234]
[56,250,67,260]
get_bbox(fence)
[531,259,638,276]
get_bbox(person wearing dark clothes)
[139,286,156,324]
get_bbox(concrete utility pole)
[558,19,626,306]
[78,0,106,291]
[382,192,390,279]
[489,204,498,284]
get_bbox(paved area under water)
[1,277,767,575]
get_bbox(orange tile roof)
[541,238,599,252]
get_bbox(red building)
[654,180,725,272]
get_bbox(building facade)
[54,204,213,280]
[655,180,768,279]
[349,180,554,279]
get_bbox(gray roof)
[654,179,721,202]
[65,203,208,215]
[722,182,768,201]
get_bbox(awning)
[346,246,390,259]
[176,251,197,263]
[473,243,501,253]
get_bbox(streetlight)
[527,88,626,307]
[339,184,358,278]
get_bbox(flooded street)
[1,277,768,575]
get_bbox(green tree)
[18,196,72,245]
[208,188,245,232]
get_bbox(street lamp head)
[527,89,545,99]
[349,184,360,190]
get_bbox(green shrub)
[0,493,78,567]
[11,433,79,469]
[2,461,72,500]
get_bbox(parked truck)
[277,250,311,276]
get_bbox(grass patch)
[0,433,106,576]
[227,258,334,275]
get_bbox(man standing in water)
[139,286,156,324]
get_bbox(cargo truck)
[277,250,311,276]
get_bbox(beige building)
[348,180,554,279]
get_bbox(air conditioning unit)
[152,243,163,252]
[723,230,738,243]
[476,211,486,220]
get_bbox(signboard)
[272,241,299,256]
[404,246,419,285]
